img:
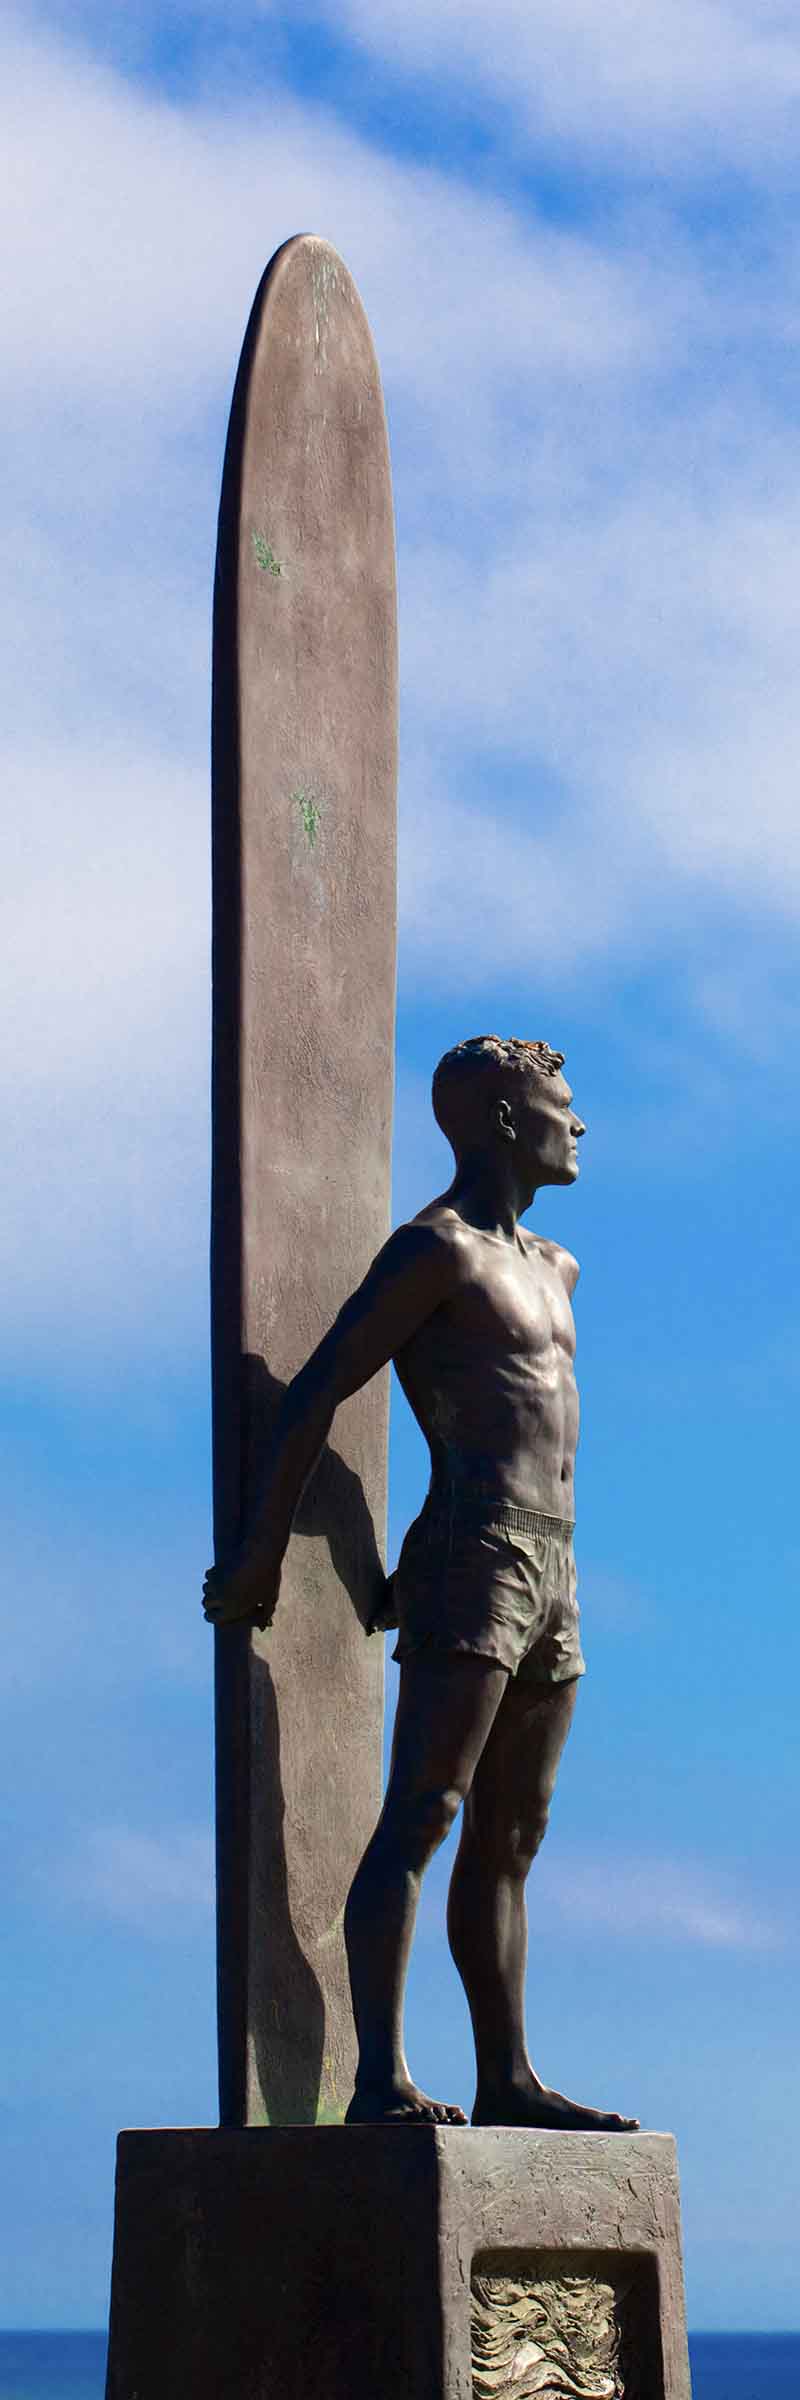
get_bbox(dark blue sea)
[0,2342,105,2400]
[689,2335,800,2396]
[0,2330,797,2395]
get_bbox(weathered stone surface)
[105,2128,691,2400]
[106,2128,441,2400]
[211,236,397,2126]
[439,2127,689,2399]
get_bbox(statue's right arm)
[202,1223,458,1627]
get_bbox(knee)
[480,1797,552,1881]
[510,1800,551,1875]
[400,1782,465,1871]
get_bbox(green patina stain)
[316,2052,344,2124]
[251,2097,345,2126]
[315,2096,346,2125]
[252,530,282,576]
[293,787,322,849]
[248,2049,343,2127]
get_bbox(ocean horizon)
[1,2328,798,2397]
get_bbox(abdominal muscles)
[394,1341,579,1519]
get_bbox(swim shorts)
[391,1491,585,1683]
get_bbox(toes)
[347,2089,467,2126]
[393,2098,463,2124]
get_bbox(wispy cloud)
[26,0,800,176]
[60,1824,214,1929]
[414,1839,787,1952]
[1,737,209,1354]
[304,0,800,176]
[537,1852,787,1951]
[572,1570,655,1631]
[36,0,800,180]
[3,9,800,1362]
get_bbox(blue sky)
[2,0,799,2338]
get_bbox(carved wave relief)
[471,2267,644,2400]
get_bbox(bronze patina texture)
[211,235,397,2128]
[206,1034,639,2134]
[105,2128,691,2400]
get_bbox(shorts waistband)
[426,1491,574,1542]
[480,1503,574,1541]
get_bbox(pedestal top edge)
[115,2125,677,2156]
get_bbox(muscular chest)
[448,1244,575,1368]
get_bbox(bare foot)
[473,2071,638,2132]
[345,2075,467,2126]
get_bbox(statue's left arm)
[203,1222,459,1628]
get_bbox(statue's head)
[432,1034,584,1187]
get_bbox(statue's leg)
[344,1650,507,2124]
[447,1674,638,2131]
[447,1675,577,2099]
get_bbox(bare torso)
[394,1202,579,1519]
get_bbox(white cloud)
[61,1823,214,1927]
[2,740,208,1089]
[0,16,660,414]
[306,0,800,174]
[538,1851,786,1950]
[572,1569,654,1630]
[396,471,800,984]
[0,1463,210,1698]
[36,0,800,179]
[3,11,800,1358]
[23,0,797,178]
[414,1844,786,1951]
[1,737,209,1353]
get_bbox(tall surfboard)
[211,236,397,2126]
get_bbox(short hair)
[432,1035,566,1157]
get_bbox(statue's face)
[511,1068,586,1186]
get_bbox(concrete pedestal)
[105,2126,690,2400]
